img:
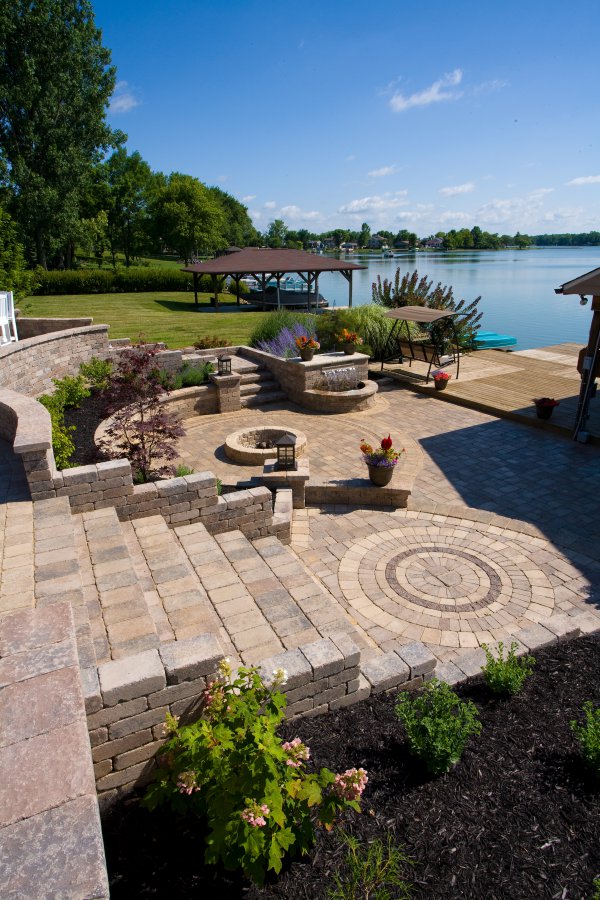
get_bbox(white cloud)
[567,175,600,186]
[474,189,556,228]
[110,81,140,113]
[346,154,356,162]
[368,165,397,178]
[439,182,475,197]
[338,191,408,214]
[242,195,256,202]
[280,204,321,221]
[390,69,462,113]
[264,201,277,209]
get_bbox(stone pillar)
[261,458,310,509]
[209,373,241,412]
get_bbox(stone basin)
[224,425,307,464]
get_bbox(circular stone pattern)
[336,520,588,649]
[224,426,307,464]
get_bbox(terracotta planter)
[434,379,448,391]
[535,404,555,420]
[341,342,356,355]
[367,464,394,487]
[300,348,315,362]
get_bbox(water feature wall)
[320,367,359,392]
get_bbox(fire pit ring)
[224,426,307,464]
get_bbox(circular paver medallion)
[336,521,588,648]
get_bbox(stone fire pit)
[224,426,307,464]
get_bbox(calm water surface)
[316,247,598,350]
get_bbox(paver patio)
[176,378,600,663]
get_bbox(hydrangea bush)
[144,660,367,884]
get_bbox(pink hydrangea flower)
[176,770,200,795]
[241,802,270,828]
[281,737,310,768]
[332,767,368,801]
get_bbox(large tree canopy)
[0,0,121,268]
[153,174,225,263]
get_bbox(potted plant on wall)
[295,334,320,362]
[360,435,405,486]
[533,397,559,420]
[337,328,364,356]
[432,370,451,391]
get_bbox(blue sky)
[98,0,600,237]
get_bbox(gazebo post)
[212,275,219,310]
[261,274,266,311]
[276,275,281,311]
[234,275,240,305]
[574,294,600,440]
[193,272,198,308]
[314,273,319,312]
[348,270,353,308]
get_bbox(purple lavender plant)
[258,324,317,358]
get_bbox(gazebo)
[183,247,366,311]
[555,266,600,441]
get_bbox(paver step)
[0,499,34,619]
[174,521,284,664]
[241,389,288,408]
[130,515,234,653]
[239,371,268,385]
[251,534,368,647]
[32,497,97,671]
[240,379,278,397]
[78,507,159,660]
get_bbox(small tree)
[99,342,185,482]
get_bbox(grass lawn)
[19,292,268,348]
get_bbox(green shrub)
[249,309,318,348]
[51,375,90,409]
[328,831,413,900]
[481,641,535,696]
[193,335,233,349]
[161,361,214,390]
[38,395,75,469]
[32,266,207,295]
[79,357,114,392]
[395,678,481,775]
[144,661,367,884]
[174,464,194,477]
[571,702,600,778]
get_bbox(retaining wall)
[0,324,110,397]
[15,315,94,340]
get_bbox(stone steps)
[77,508,159,661]
[129,515,234,655]
[241,389,288,408]
[175,521,284,664]
[239,363,287,408]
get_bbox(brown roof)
[183,247,366,275]
[385,306,458,323]
[555,266,600,296]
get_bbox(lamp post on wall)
[275,433,296,471]
[217,355,232,376]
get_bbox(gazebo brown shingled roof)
[183,247,366,310]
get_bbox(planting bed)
[103,633,600,899]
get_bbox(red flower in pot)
[533,397,559,420]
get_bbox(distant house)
[308,240,324,251]
[367,234,389,250]
[423,236,444,249]
[323,238,338,250]
[394,239,411,249]
[340,241,358,252]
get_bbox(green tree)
[514,232,532,249]
[101,149,158,266]
[359,222,371,248]
[0,0,122,268]
[265,218,287,248]
[207,186,260,248]
[0,204,37,297]
[153,174,225,263]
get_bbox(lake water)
[316,247,599,350]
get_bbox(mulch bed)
[102,633,600,899]
[63,393,107,465]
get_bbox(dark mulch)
[63,392,107,465]
[102,634,600,899]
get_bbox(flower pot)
[300,348,315,362]
[341,342,355,356]
[367,464,394,487]
[434,379,448,391]
[535,405,554,420]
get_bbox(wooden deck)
[375,342,600,443]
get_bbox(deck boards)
[377,343,600,442]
